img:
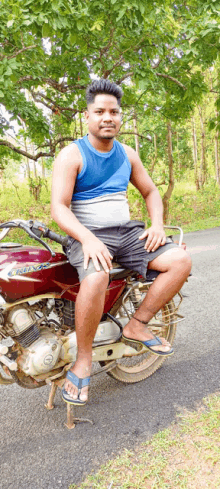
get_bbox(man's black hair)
[86,79,123,106]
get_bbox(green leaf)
[77,20,85,31]
[117,8,126,21]
[139,4,145,15]
[42,23,51,37]
[0,91,4,98]
[68,33,77,45]
[5,67,13,76]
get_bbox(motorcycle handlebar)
[42,228,69,247]
[0,220,185,252]
[0,220,69,256]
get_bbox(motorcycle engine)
[6,305,61,376]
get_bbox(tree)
[0,0,219,166]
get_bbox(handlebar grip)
[45,229,69,247]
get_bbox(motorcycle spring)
[0,311,4,326]
[63,299,75,327]
[54,299,64,323]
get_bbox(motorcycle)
[0,219,185,428]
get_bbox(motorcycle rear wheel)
[103,285,177,383]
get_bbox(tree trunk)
[41,158,46,179]
[24,139,31,178]
[79,112,83,137]
[163,121,175,223]
[215,129,220,186]
[192,117,199,190]
[210,73,220,186]
[59,140,65,150]
[150,134,157,175]
[198,106,207,187]
[33,160,37,178]
[176,132,180,173]
[214,101,220,186]
[74,116,78,140]
[133,113,139,156]
[26,160,30,179]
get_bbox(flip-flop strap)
[143,336,162,347]
[66,371,90,389]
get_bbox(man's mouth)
[100,125,115,129]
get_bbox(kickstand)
[45,379,93,429]
[65,403,94,430]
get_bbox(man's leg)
[64,270,109,402]
[123,247,192,352]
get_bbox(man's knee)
[150,247,191,275]
[169,248,192,274]
[80,270,109,295]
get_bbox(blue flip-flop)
[62,370,90,406]
[122,334,174,356]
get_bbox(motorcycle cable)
[106,312,123,335]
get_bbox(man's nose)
[102,111,112,121]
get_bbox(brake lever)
[0,221,20,229]
[19,223,56,257]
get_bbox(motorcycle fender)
[91,341,144,362]
[2,293,61,311]
[0,367,14,385]
[0,375,14,385]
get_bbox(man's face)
[85,94,121,140]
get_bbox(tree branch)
[155,179,166,187]
[37,136,76,150]
[30,90,78,115]
[0,140,54,160]
[17,76,87,93]
[0,137,75,161]
[119,131,152,141]
[0,45,38,60]
[116,72,133,84]
[156,72,186,89]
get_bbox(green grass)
[128,174,220,234]
[69,392,220,489]
[0,180,64,249]
[0,175,220,247]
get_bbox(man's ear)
[84,110,89,122]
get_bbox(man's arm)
[51,144,112,272]
[123,144,166,252]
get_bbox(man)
[51,79,191,406]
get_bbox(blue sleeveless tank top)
[71,135,131,201]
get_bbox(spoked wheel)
[103,284,177,383]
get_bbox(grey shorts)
[66,220,177,282]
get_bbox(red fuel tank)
[0,244,126,311]
[0,244,79,303]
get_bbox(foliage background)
[0,0,220,241]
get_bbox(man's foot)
[123,317,173,355]
[63,360,92,405]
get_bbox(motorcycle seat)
[109,263,160,281]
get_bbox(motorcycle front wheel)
[102,284,177,383]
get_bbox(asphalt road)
[0,227,220,489]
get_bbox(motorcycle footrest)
[121,337,143,352]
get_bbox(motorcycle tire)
[101,285,177,384]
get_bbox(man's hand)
[82,234,113,273]
[139,225,166,252]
